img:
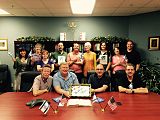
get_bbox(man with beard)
[50,42,67,71]
[125,40,141,71]
[117,63,148,94]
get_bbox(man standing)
[50,42,67,70]
[125,40,141,71]
[32,64,53,96]
[117,63,148,94]
[67,43,83,83]
[88,64,110,93]
[53,62,79,97]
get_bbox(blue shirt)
[37,59,54,67]
[53,71,79,91]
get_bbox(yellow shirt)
[83,51,96,77]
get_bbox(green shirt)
[50,51,67,63]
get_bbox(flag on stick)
[58,95,67,106]
[107,96,117,111]
[39,100,50,114]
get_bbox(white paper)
[71,86,90,97]
[60,32,66,41]
[99,55,108,64]
[80,32,86,41]
[58,56,66,65]
[67,99,92,106]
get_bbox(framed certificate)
[69,84,91,97]
[0,39,8,51]
[58,56,66,65]
[148,36,160,50]
[99,55,108,64]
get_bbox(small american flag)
[107,96,117,111]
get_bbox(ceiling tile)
[0,0,160,16]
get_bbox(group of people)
[12,39,148,96]
[32,62,148,97]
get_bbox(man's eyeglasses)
[96,69,104,71]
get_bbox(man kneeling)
[117,63,148,94]
[32,64,53,96]
[88,64,110,93]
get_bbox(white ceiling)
[0,0,160,17]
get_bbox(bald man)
[88,64,110,93]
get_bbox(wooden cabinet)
[14,41,102,57]
[14,40,127,57]
[14,41,57,57]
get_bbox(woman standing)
[13,49,30,91]
[96,42,112,72]
[37,50,54,73]
[112,47,126,73]
[83,42,96,79]
[30,43,42,71]
[111,47,127,91]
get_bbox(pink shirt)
[112,55,126,73]
[67,52,83,73]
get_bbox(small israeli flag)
[39,100,50,114]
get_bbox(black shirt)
[88,72,110,90]
[125,50,141,66]
[117,73,146,89]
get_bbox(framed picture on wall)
[0,39,8,51]
[148,36,160,50]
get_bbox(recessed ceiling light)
[70,0,96,14]
[0,9,10,14]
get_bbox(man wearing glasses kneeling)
[88,64,111,93]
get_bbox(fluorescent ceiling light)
[0,9,10,14]
[70,0,96,14]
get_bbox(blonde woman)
[83,42,96,78]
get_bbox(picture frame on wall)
[148,36,160,50]
[0,39,8,51]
